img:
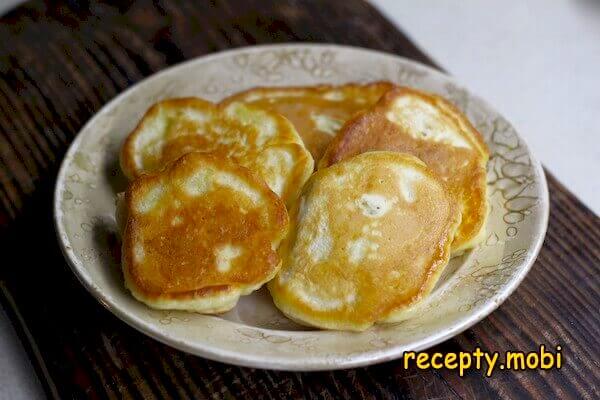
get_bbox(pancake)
[222,82,395,160]
[319,87,489,253]
[121,152,289,313]
[269,151,461,331]
[120,97,314,206]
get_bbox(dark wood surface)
[0,1,598,399]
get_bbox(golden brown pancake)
[120,97,314,206]
[121,152,288,313]
[319,87,489,253]
[222,82,395,160]
[269,151,461,331]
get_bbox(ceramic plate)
[54,44,549,370]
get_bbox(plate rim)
[53,43,550,371]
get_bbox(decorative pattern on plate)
[54,44,548,370]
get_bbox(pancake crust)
[269,151,461,331]
[122,152,289,313]
[120,97,314,206]
[319,87,489,253]
[222,82,395,160]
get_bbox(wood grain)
[0,1,598,399]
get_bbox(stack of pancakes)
[118,82,489,331]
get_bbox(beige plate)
[54,44,549,371]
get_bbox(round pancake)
[222,82,395,160]
[319,87,489,253]
[121,152,289,314]
[269,151,461,331]
[120,97,314,206]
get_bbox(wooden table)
[0,1,598,398]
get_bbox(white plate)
[54,44,549,371]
